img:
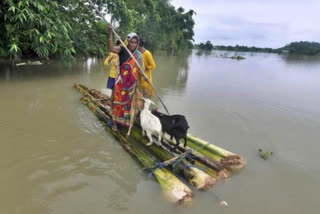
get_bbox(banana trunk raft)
[74,83,246,204]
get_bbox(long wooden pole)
[87,0,170,115]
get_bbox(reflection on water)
[85,57,96,74]
[195,50,214,56]
[281,54,320,66]
[154,52,191,96]
[1,51,320,214]
[0,58,106,82]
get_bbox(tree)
[197,40,213,51]
[281,41,320,55]
[0,0,196,63]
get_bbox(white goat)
[140,98,162,146]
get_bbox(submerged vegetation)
[196,41,320,56]
[258,149,273,160]
[0,0,195,63]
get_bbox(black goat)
[151,110,189,149]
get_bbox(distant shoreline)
[195,41,320,56]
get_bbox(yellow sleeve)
[145,51,156,71]
[104,53,112,66]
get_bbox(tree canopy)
[195,41,213,51]
[0,0,195,63]
[281,41,320,55]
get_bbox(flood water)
[1,51,320,214]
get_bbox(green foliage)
[212,44,278,53]
[0,0,195,63]
[202,41,320,56]
[118,0,195,54]
[197,41,214,51]
[281,41,320,55]
[258,149,273,160]
[1,0,79,61]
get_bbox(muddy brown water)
[1,51,320,214]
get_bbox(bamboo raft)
[74,83,246,204]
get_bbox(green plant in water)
[258,149,273,160]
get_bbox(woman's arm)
[108,24,121,54]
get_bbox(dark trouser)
[106,77,115,89]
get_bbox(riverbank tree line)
[0,0,195,63]
[195,41,320,56]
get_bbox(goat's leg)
[156,131,162,146]
[183,136,187,147]
[173,136,180,150]
[142,129,146,136]
[161,132,165,143]
[127,109,135,136]
[146,132,153,146]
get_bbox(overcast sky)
[171,0,320,48]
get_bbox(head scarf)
[127,32,138,42]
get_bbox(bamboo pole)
[162,134,246,171]
[158,137,231,179]
[186,134,246,171]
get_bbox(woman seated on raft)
[107,24,144,131]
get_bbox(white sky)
[172,0,320,48]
